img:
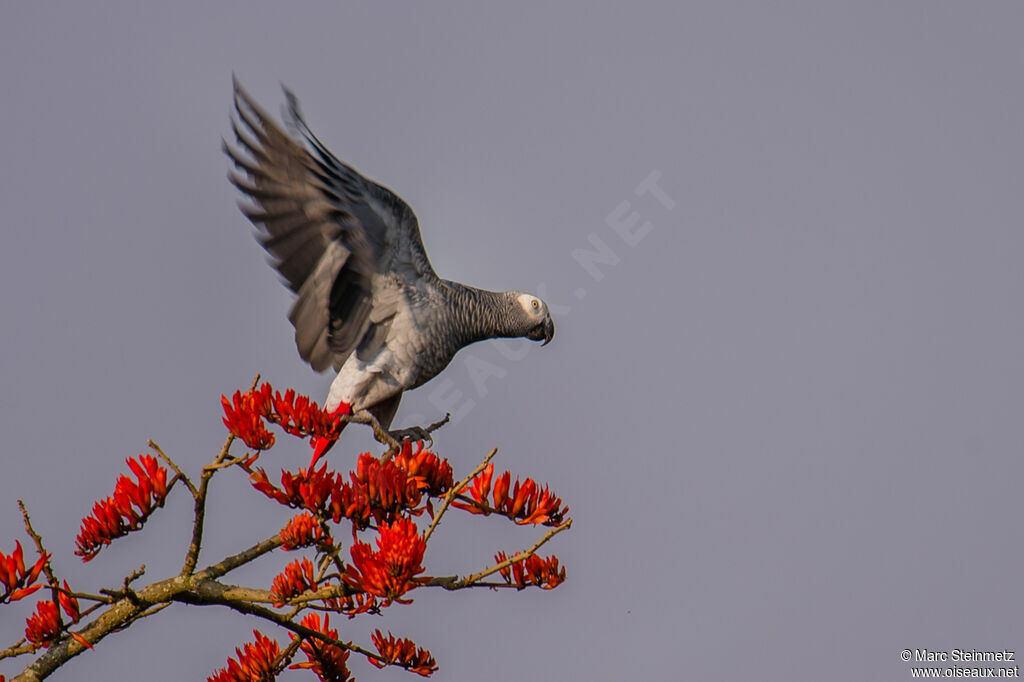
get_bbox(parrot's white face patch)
[516,293,545,319]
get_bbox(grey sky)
[2,3,1022,680]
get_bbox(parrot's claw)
[387,426,434,446]
[385,413,451,448]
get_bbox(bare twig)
[18,501,63,629]
[426,412,452,433]
[128,601,172,622]
[57,587,113,604]
[423,448,498,543]
[272,638,304,676]
[202,453,255,471]
[182,374,260,575]
[147,440,197,498]
[0,638,31,661]
[447,520,572,589]
[100,565,146,603]
[18,502,57,586]
[194,534,282,582]
[423,579,535,589]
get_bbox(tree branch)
[181,374,260,575]
[18,501,63,631]
[4,378,572,681]
[173,580,387,665]
[11,530,283,681]
[423,448,497,543]
[435,520,572,589]
[147,440,197,498]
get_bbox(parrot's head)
[515,293,555,346]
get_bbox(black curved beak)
[527,315,555,345]
[541,316,554,346]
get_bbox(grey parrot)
[224,79,554,453]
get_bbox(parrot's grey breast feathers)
[224,78,437,373]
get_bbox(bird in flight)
[225,79,554,458]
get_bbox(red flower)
[222,383,343,451]
[0,540,47,604]
[463,461,494,506]
[344,518,426,603]
[370,630,438,676]
[353,454,413,516]
[250,461,372,530]
[208,630,281,682]
[253,450,453,532]
[74,455,170,561]
[271,557,318,606]
[343,447,453,526]
[391,441,454,497]
[328,480,372,530]
[347,453,430,526]
[452,463,568,526]
[25,599,60,647]
[58,580,81,623]
[495,552,566,590]
[280,512,331,551]
[267,388,339,441]
[233,385,459,532]
[250,462,343,518]
[21,581,88,650]
[290,613,352,682]
[334,448,453,528]
[221,386,274,450]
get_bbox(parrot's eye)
[531,299,540,310]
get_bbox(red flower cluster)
[221,386,275,450]
[251,462,338,517]
[23,582,86,649]
[280,512,331,551]
[391,441,454,497]
[208,630,281,682]
[74,455,170,561]
[344,518,426,603]
[251,448,451,530]
[495,552,566,590]
[452,463,568,526]
[370,630,438,677]
[271,557,318,606]
[290,613,352,682]
[24,599,59,647]
[222,383,342,451]
[349,448,452,525]
[0,541,47,604]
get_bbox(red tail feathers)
[309,402,351,467]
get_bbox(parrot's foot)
[386,413,452,448]
[388,425,435,446]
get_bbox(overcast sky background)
[2,3,1023,681]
